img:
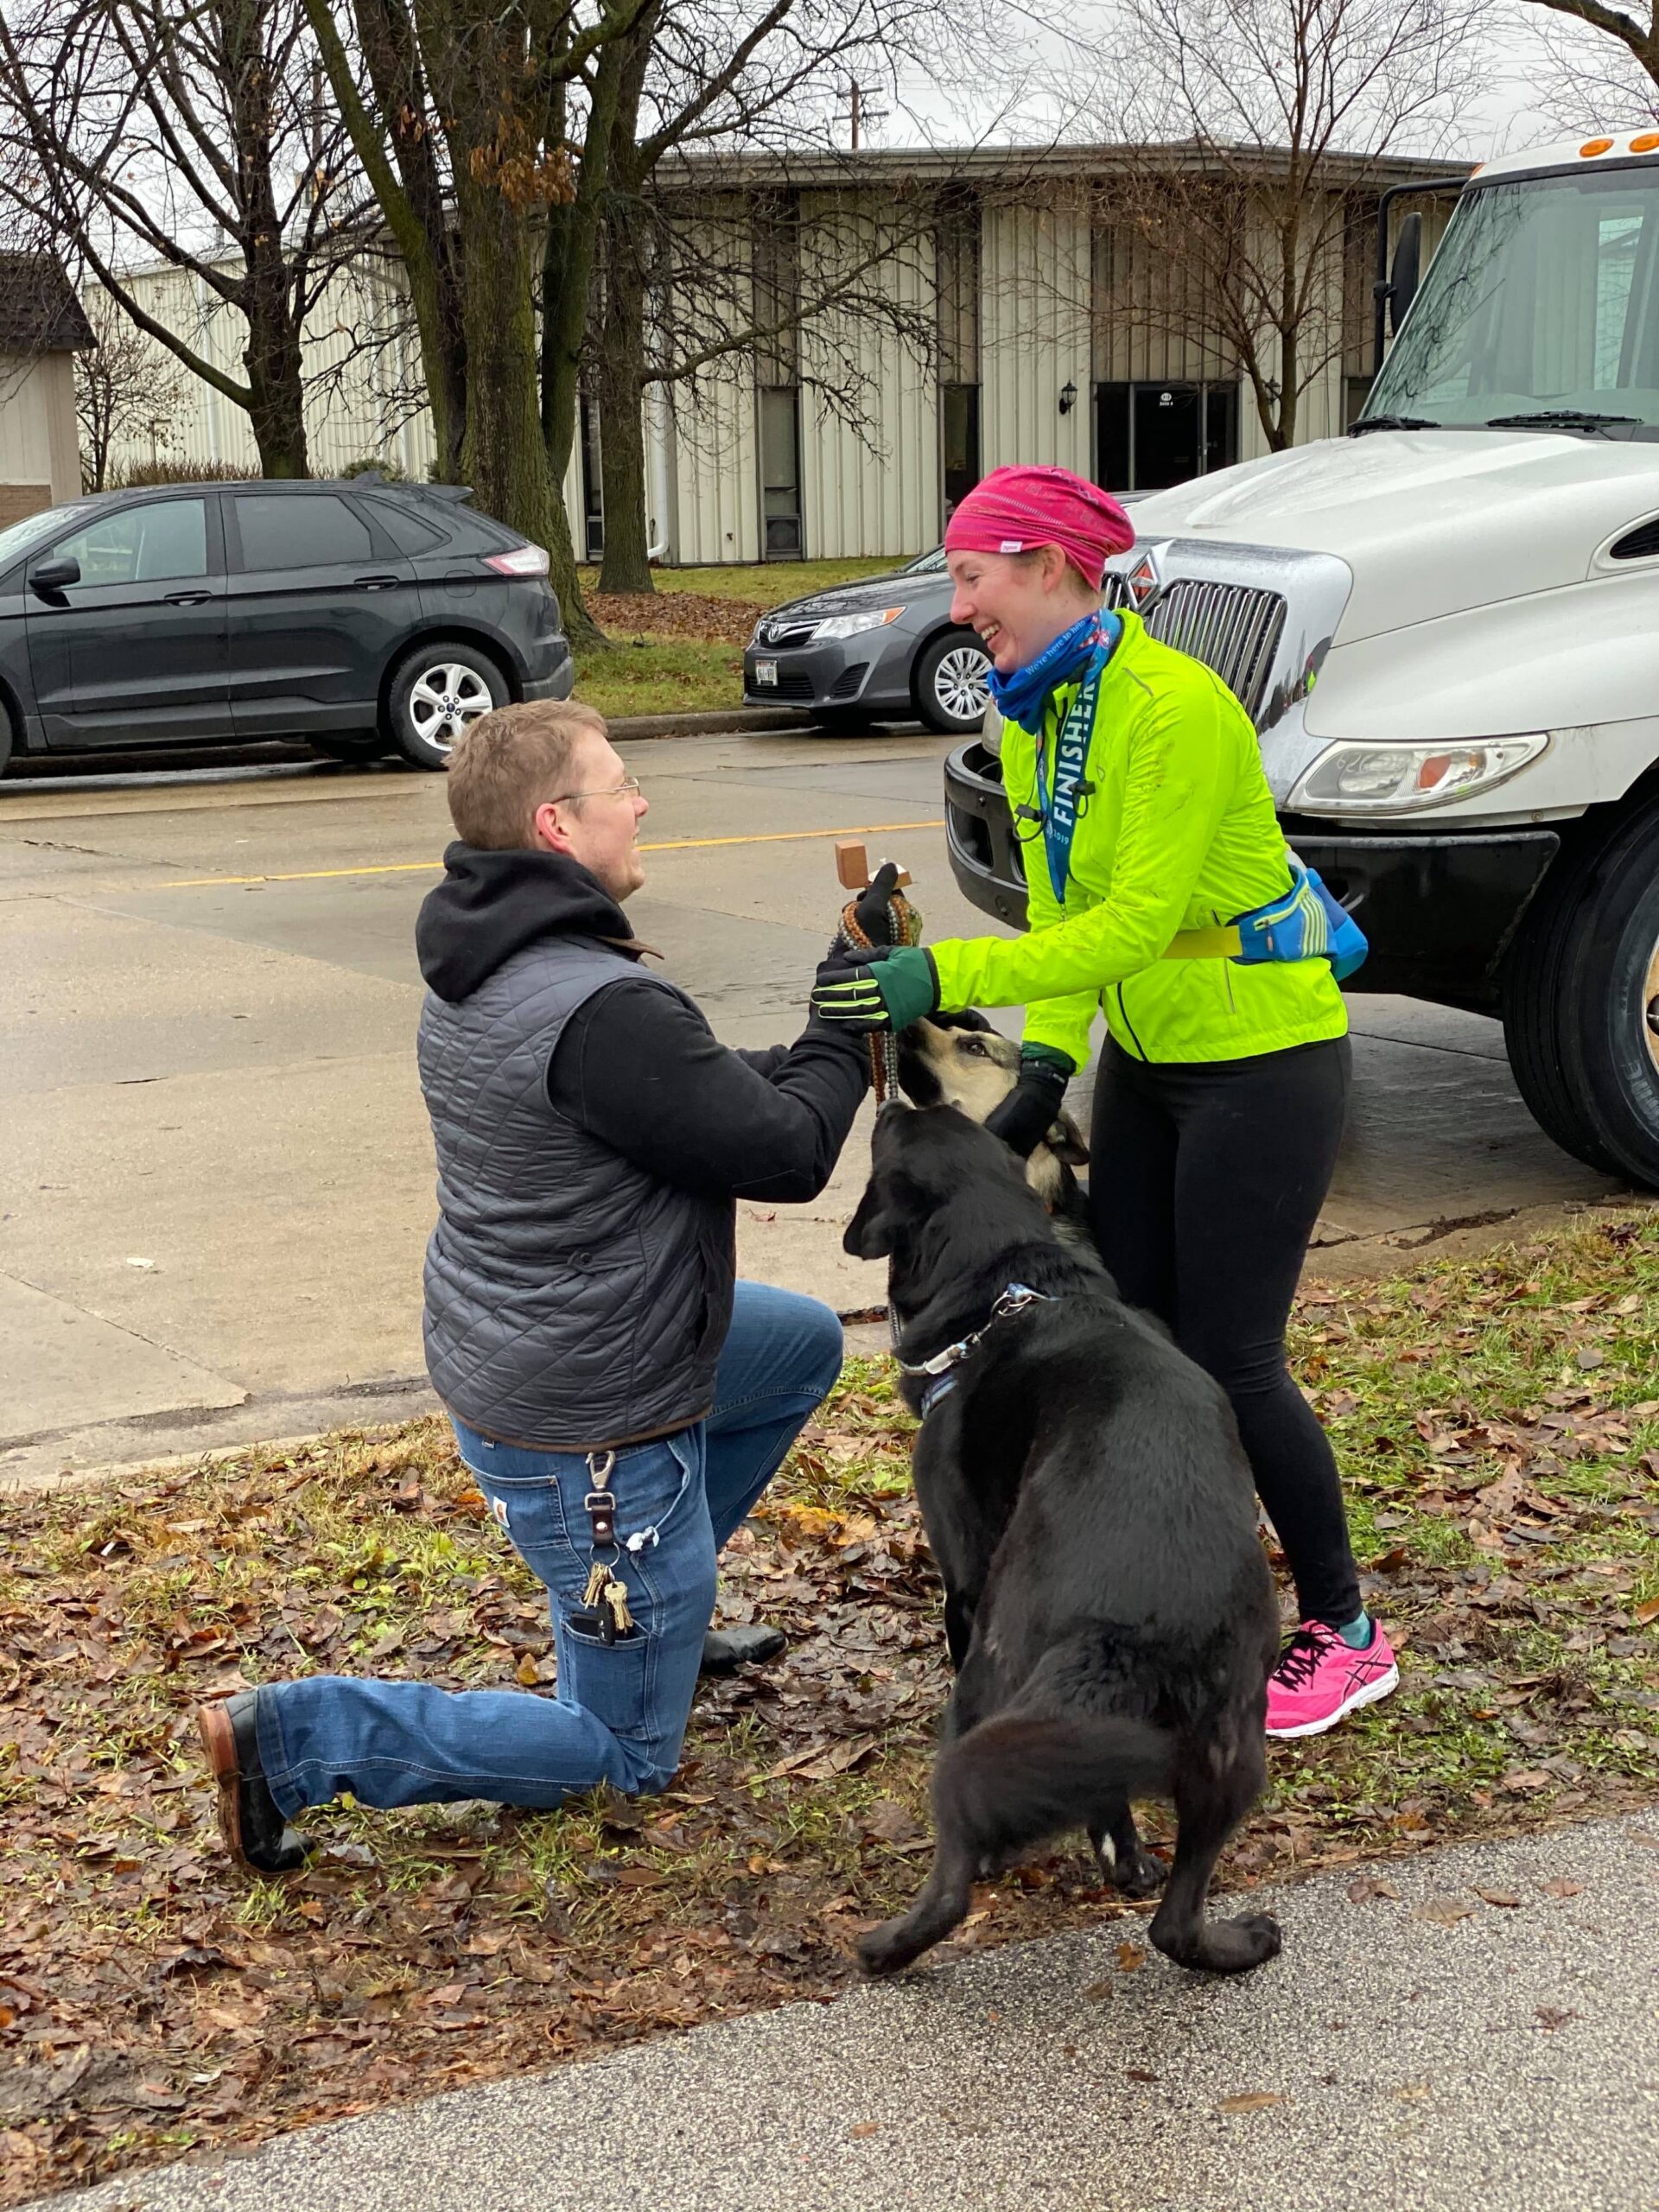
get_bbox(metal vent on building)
[1610,517,1659,561]
[1141,582,1287,721]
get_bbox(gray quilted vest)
[417,935,734,1449]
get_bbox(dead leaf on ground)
[1474,1886,1523,1908]
[1414,1895,1476,1926]
[1346,1874,1401,1904]
[1116,1941,1147,1972]
[1217,2091,1285,2113]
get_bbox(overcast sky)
[877,0,1656,168]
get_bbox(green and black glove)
[984,1043,1076,1159]
[810,944,941,1033]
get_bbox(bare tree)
[0,0,373,477]
[1521,0,1659,126]
[73,284,188,487]
[305,0,658,641]
[589,0,997,590]
[1084,0,1484,451]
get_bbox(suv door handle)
[355,572,400,590]
[164,589,214,606]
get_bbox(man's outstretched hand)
[810,944,941,1033]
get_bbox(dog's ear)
[843,1182,898,1259]
[1046,1111,1090,1166]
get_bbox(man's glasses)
[549,775,643,805]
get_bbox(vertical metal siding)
[981,198,1092,477]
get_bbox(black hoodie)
[416,843,869,1203]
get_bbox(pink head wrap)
[944,465,1135,592]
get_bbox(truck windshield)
[1364,164,1659,432]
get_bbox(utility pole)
[841,78,887,149]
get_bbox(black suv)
[0,477,574,775]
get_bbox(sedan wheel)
[915,629,991,735]
[385,643,509,770]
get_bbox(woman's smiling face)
[946,543,1097,673]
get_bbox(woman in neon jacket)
[814,464,1395,1739]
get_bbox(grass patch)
[569,638,747,720]
[1,1211,1657,2200]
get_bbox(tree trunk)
[242,264,311,477]
[458,181,592,641]
[226,0,310,477]
[596,213,653,594]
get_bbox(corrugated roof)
[0,253,96,353]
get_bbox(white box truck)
[945,130,1659,1186]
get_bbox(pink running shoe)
[1265,1619,1399,1738]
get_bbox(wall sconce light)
[1058,380,1078,416]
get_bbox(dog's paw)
[1111,1846,1166,1900]
[1153,1909,1282,1976]
[856,1918,926,1978]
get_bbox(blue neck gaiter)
[986,612,1115,731]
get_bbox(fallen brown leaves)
[1,1218,1658,2202]
[589,591,766,649]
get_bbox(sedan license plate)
[753,658,778,687]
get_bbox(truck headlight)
[1287,735,1548,814]
[810,607,904,640]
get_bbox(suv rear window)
[364,497,448,554]
[235,492,372,569]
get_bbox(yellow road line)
[156,819,947,890]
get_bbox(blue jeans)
[256,1283,843,1815]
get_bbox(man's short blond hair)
[444,700,610,850]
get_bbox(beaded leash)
[831,879,923,1103]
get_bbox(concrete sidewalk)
[35,1814,1659,2212]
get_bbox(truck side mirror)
[1389,213,1422,337]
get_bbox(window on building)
[937,187,982,518]
[759,385,804,557]
[235,492,372,569]
[753,194,804,559]
[1094,380,1239,493]
[580,393,604,561]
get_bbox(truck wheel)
[914,629,991,735]
[1503,804,1659,1186]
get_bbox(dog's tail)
[936,1709,1173,1858]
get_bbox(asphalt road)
[28,1812,1659,2212]
[0,735,1630,1491]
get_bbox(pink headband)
[944,465,1135,592]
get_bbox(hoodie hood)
[416,843,635,1003]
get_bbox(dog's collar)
[895,1282,1052,1414]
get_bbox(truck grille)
[1104,576,1287,722]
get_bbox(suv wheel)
[385,642,508,769]
[914,628,991,735]
[1503,804,1659,1185]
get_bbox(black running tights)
[1088,1033,1361,1628]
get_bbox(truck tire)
[1503,804,1659,1186]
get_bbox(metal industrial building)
[85,143,1462,563]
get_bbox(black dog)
[844,1101,1281,1979]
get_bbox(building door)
[759,385,803,557]
[1096,380,1239,493]
[941,384,981,516]
[580,393,604,561]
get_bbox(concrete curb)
[605,705,813,740]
